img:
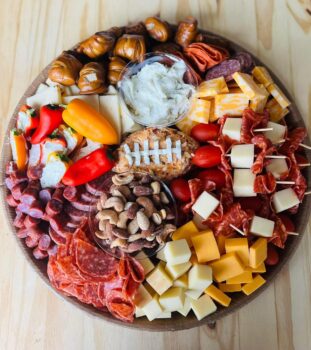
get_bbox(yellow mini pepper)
[62,99,119,145]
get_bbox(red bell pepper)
[62,147,115,186]
[17,105,39,135]
[31,104,64,144]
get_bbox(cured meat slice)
[6,161,18,175]
[71,199,97,212]
[27,165,44,180]
[45,199,63,216]
[20,181,40,205]
[81,191,97,203]
[50,214,75,237]
[49,227,67,245]
[39,188,53,204]
[6,194,19,207]
[65,204,87,221]
[38,234,52,250]
[254,173,276,194]
[85,173,113,196]
[268,213,288,248]
[13,211,26,228]
[17,227,29,239]
[205,59,241,81]
[24,215,40,228]
[181,178,204,214]
[280,127,307,155]
[33,247,49,260]
[105,290,135,323]
[11,182,27,201]
[5,177,14,191]
[52,187,64,202]
[63,186,80,201]
[28,201,44,219]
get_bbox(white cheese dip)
[121,60,195,126]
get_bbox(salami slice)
[205,59,241,81]
[105,290,135,322]
[33,247,49,260]
[125,256,145,283]
[13,211,26,228]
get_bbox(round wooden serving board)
[1,27,311,332]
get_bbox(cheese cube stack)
[252,66,274,88]
[209,252,245,282]
[218,283,242,293]
[185,289,203,300]
[191,230,220,263]
[264,121,286,144]
[272,188,300,213]
[187,98,211,123]
[146,263,173,295]
[214,93,249,119]
[172,220,200,247]
[192,191,220,220]
[176,114,199,135]
[142,295,163,321]
[230,144,254,168]
[249,238,267,268]
[232,72,268,99]
[177,297,192,317]
[63,95,99,111]
[195,77,229,98]
[188,264,213,291]
[266,158,289,179]
[205,284,231,307]
[225,238,249,265]
[267,84,290,108]
[190,294,217,321]
[233,169,257,197]
[165,261,192,280]
[173,274,188,288]
[242,275,266,295]
[226,271,253,284]
[265,98,289,122]
[250,216,275,238]
[222,118,242,141]
[159,287,185,312]
[133,284,153,308]
[135,251,155,275]
[164,239,191,266]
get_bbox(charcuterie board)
[1,18,311,331]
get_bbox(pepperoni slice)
[105,290,135,323]
[125,256,145,283]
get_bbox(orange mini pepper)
[10,129,28,170]
[62,99,119,145]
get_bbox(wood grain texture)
[0,0,310,349]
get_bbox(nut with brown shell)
[108,56,127,85]
[144,17,172,42]
[114,34,146,62]
[77,62,107,94]
[77,31,116,58]
[48,51,82,86]
[174,16,198,48]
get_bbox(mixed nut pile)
[94,172,176,255]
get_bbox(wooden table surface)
[0,0,310,349]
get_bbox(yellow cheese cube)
[176,115,199,135]
[191,230,220,263]
[156,247,166,262]
[177,297,192,317]
[185,289,203,300]
[144,282,156,296]
[195,77,229,98]
[159,287,185,312]
[133,284,153,308]
[135,251,155,275]
[250,93,269,113]
[209,100,217,122]
[229,87,243,93]
[142,295,163,321]
[246,262,266,273]
[266,98,289,122]
[242,274,266,295]
[225,238,249,265]
[214,93,249,119]
[187,98,211,123]
[135,306,145,318]
[190,294,217,321]
[205,284,231,307]
[232,72,268,100]
[218,283,242,293]
[226,271,253,284]
[188,264,213,291]
[216,234,227,255]
[209,252,245,282]
[165,261,192,280]
[146,263,173,295]
[173,274,188,288]
[164,239,191,266]
[252,66,274,88]
[172,220,200,247]
[249,238,267,268]
[156,311,171,319]
[267,84,290,108]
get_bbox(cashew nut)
[104,196,124,212]
[152,212,162,225]
[160,191,170,204]
[96,209,118,225]
[156,224,176,244]
[128,233,144,242]
[117,211,129,229]
[124,202,135,210]
[151,181,161,194]
[110,238,128,248]
[136,196,156,217]
[110,189,126,202]
[112,173,134,185]
[128,217,139,235]
[137,211,150,230]
[159,209,167,220]
[95,230,110,240]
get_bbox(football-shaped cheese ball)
[114,127,198,180]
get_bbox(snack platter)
[1,17,311,331]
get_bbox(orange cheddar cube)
[216,234,226,255]
[232,72,268,100]
[195,77,229,98]
[187,98,211,123]
[205,284,231,307]
[252,66,273,88]
[172,221,200,247]
[226,271,253,284]
[218,283,242,293]
[246,262,266,274]
[209,252,245,282]
[190,251,199,265]
[191,230,220,263]
[267,84,290,108]
[249,238,267,268]
[225,238,249,266]
[250,92,269,113]
[214,93,249,119]
[242,274,266,295]
[266,98,289,122]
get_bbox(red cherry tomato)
[238,197,263,214]
[295,153,309,167]
[192,145,222,168]
[191,123,220,143]
[265,244,279,266]
[197,168,226,190]
[278,214,295,232]
[170,178,191,202]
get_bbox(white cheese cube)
[190,294,217,321]
[250,216,275,238]
[222,118,242,141]
[185,289,203,300]
[272,188,300,213]
[135,306,145,318]
[142,296,163,321]
[36,83,49,94]
[165,261,192,280]
[156,311,171,319]
[164,239,191,266]
[26,86,62,109]
[177,297,192,317]
[156,247,167,262]
[133,284,153,308]
[146,263,173,295]
[188,264,213,291]
[63,95,99,111]
[192,191,220,220]
[135,251,155,275]
[173,274,188,288]
[265,158,289,179]
[119,97,143,134]
[264,121,286,144]
[99,95,122,141]
[159,287,185,312]
[231,144,254,168]
[233,169,257,197]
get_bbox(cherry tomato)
[265,244,279,266]
[192,145,222,168]
[191,123,220,143]
[197,168,226,190]
[278,214,295,232]
[238,197,263,213]
[170,178,191,202]
[295,153,309,167]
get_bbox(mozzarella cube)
[156,248,167,262]
[156,311,171,319]
[264,121,286,144]
[142,296,163,321]
[135,306,145,318]
[192,191,220,220]
[159,287,185,312]
[146,263,173,295]
[26,86,62,109]
[173,274,188,288]
[165,261,192,280]
[222,118,242,141]
[250,216,275,238]
[164,239,191,266]
[99,95,122,141]
[177,297,192,317]
[272,188,300,213]
[233,169,256,197]
[185,289,203,300]
[133,284,153,308]
[63,95,99,112]
[266,158,289,179]
[231,144,254,168]
[188,264,213,291]
[190,294,217,321]
[135,251,155,275]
